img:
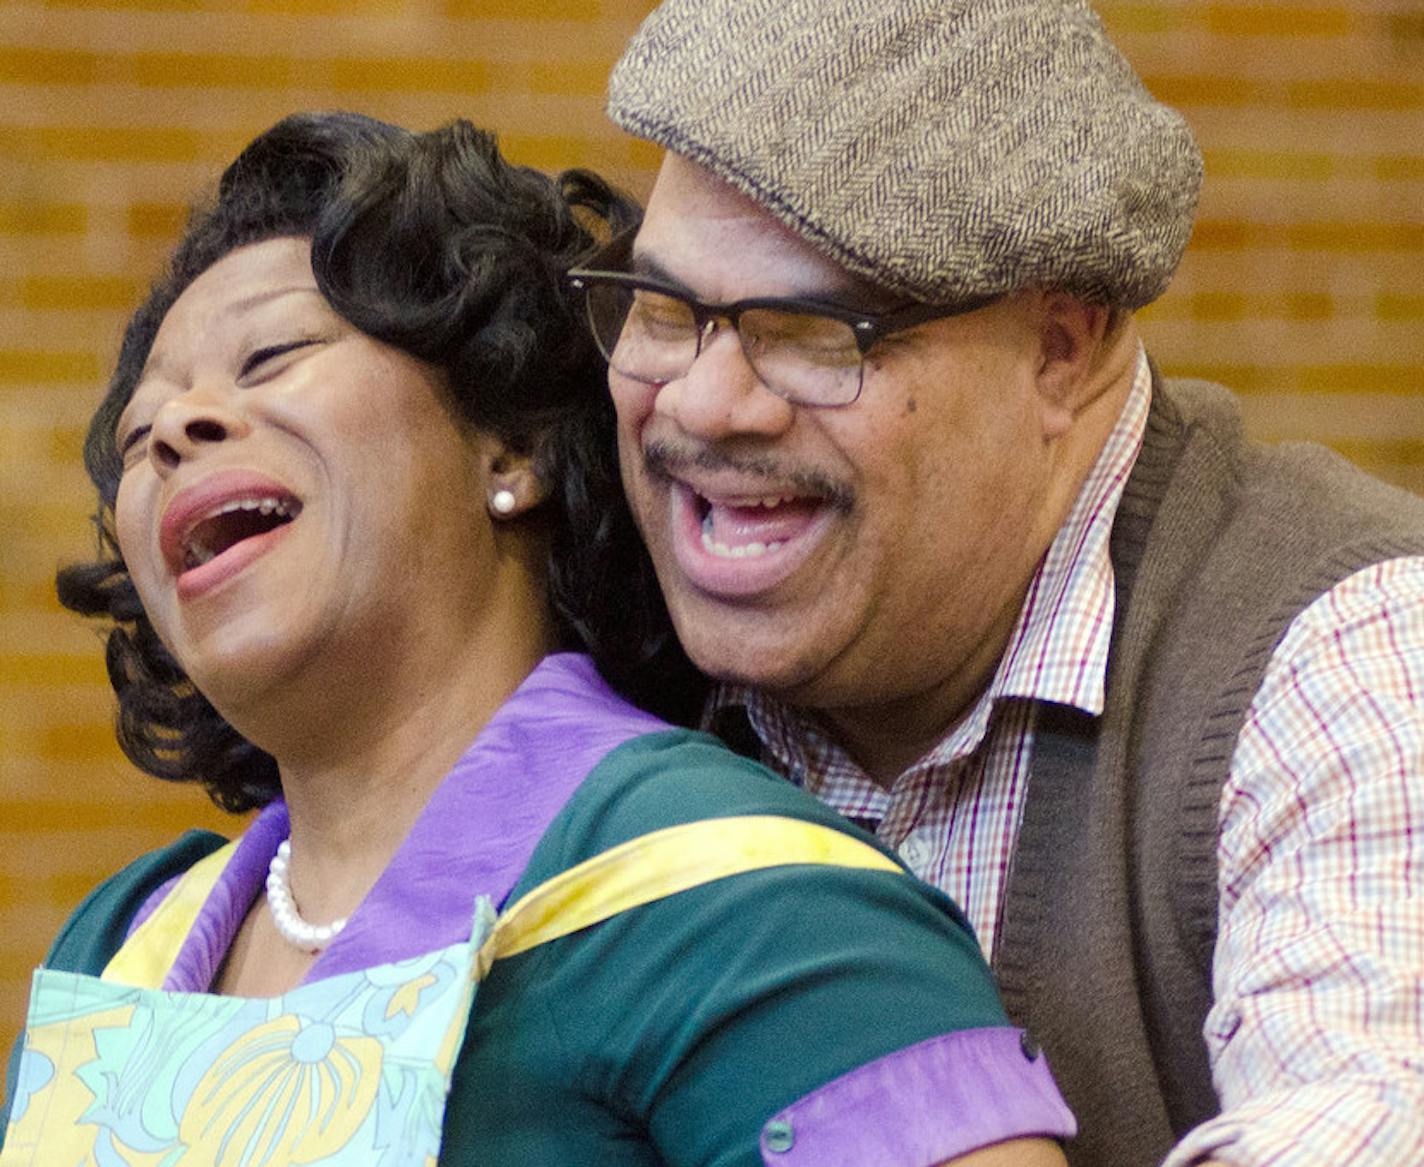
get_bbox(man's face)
[612,155,1073,722]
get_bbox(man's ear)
[482,436,553,520]
[1032,291,1114,440]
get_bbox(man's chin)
[681,629,830,700]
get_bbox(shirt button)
[899,833,932,871]
[764,1119,795,1153]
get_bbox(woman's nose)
[147,391,251,474]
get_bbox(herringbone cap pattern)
[608,0,1204,308]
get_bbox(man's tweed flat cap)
[608,0,1203,309]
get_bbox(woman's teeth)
[231,497,289,517]
[203,495,295,519]
[182,496,296,570]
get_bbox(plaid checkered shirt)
[711,350,1424,1166]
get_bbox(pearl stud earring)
[490,489,517,516]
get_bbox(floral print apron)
[1,815,900,1166]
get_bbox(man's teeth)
[700,511,785,559]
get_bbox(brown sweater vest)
[994,376,1424,1166]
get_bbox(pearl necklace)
[265,840,348,953]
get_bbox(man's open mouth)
[180,495,301,571]
[696,492,824,560]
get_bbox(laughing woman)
[0,112,1073,1167]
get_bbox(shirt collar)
[711,346,1153,782]
[162,653,669,991]
[990,344,1151,712]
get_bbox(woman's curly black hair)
[56,110,704,813]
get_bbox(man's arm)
[1166,559,1424,1166]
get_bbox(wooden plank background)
[1,0,1421,1065]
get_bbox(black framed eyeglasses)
[567,233,999,408]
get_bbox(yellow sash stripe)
[477,815,900,976]
[101,817,900,989]
[102,841,240,988]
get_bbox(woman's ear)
[483,437,552,520]
[1032,291,1115,440]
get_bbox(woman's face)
[114,237,505,726]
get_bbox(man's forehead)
[645,154,770,222]
[637,153,890,305]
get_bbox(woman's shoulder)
[507,725,981,933]
[543,727,871,853]
[468,729,1035,1166]
[43,829,230,976]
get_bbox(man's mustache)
[641,438,855,514]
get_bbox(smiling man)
[573,1,1424,1165]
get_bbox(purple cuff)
[759,1026,1076,1166]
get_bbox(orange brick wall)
[0,0,664,1071]
[1104,1,1424,488]
[1,0,1420,1067]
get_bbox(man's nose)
[651,323,796,441]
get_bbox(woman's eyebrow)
[224,282,323,321]
[134,283,323,385]
[114,395,152,450]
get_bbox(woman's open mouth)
[180,496,300,570]
[159,475,306,600]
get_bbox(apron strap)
[102,841,240,988]
[477,815,900,976]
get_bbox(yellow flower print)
[2,1004,134,1156]
[179,1015,382,1166]
[382,973,437,1024]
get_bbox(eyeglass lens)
[585,284,863,407]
